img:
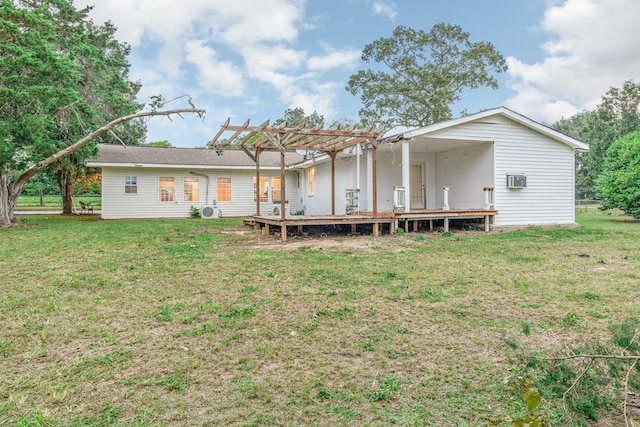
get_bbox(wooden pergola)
[208,119,385,232]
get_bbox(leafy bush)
[596,130,640,218]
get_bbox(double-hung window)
[271,177,281,203]
[184,177,199,202]
[125,176,137,194]
[159,177,175,202]
[254,177,268,202]
[308,168,315,196]
[217,178,231,202]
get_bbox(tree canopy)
[273,108,325,128]
[596,131,640,218]
[0,0,204,224]
[346,23,508,129]
[552,80,640,200]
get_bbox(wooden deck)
[391,209,498,233]
[250,214,394,242]
[248,209,497,241]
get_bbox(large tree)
[7,1,146,214]
[0,0,204,224]
[346,23,507,129]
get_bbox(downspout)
[190,172,210,205]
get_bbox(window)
[217,177,231,202]
[271,177,281,202]
[308,167,315,196]
[159,177,174,202]
[184,177,199,202]
[125,176,137,194]
[254,177,268,202]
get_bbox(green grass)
[1,211,639,425]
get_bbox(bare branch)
[624,359,638,427]
[541,354,640,362]
[108,130,126,147]
[562,357,595,424]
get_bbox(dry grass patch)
[1,213,639,426]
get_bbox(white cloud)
[308,48,361,71]
[184,40,245,97]
[287,81,341,118]
[76,0,363,138]
[371,1,397,21]
[506,0,640,122]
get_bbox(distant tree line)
[551,80,640,216]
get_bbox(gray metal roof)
[87,144,304,168]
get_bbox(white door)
[410,163,425,210]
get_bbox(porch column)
[366,149,373,212]
[402,140,410,211]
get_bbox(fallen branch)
[21,107,205,186]
[539,353,640,426]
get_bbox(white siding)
[426,116,576,226]
[301,155,362,215]
[434,143,494,209]
[101,167,298,219]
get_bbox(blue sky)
[76,0,640,147]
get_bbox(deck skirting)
[250,209,497,241]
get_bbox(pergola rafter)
[208,119,385,235]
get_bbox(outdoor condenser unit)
[201,203,220,219]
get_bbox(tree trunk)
[57,169,75,215]
[0,167,20,225]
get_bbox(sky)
[74,0,640,148]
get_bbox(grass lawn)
[1,212,639,426]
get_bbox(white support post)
[393,186,406,212]
[402,140,410,210]
[366,149,373,212]
[482,186,494,209]
[442,186,450,211]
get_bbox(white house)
[298,107,589,228]
[87,144,302,219]
[89,107,588,231]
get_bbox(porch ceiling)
[379,137,491,154]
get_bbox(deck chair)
[79,201,94,214]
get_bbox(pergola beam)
[209,119,386,237]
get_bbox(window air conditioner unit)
[201,205,219,219]
[507,174,527,189]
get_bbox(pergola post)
[329,151,337,215]
[280,151,286,221]
[255,148,261,217]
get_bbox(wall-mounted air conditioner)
[507,174,527,189]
